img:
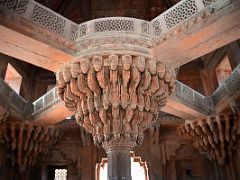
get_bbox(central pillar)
[56,53,175,180]
[106,147,132,180]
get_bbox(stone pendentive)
[179,114,239,165]
[0,121,60,172]
[56,54,175,149]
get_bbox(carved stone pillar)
[56,17,176,179]
[106,148,132,180]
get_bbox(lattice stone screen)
[0,0,222,40]
[54,169,67,180]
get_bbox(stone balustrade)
[32,87,61,118]
[0,0,226,42]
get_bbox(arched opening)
[96,151,149,180]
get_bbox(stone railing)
[31,81,214,120]
[212,64,240,106]
[27,64,240,121]
[32,87,61,117]
[173,80,214,115]
[0,0,226,41]
[0,77,33,118]
[151,0,226,37]
[0,0,79,41]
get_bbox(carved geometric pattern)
[54,169,67,180]
[203,0,217,6]
[30,5,66,35]
[34,98,44,112]
[33,88,61,117]
[94,19,134,32]
[44,90,54,105]
[212,85,227,105]
[164,0,198,29]
[141,21,149,35]
[69,24,79,40]
[0,0,28,14]
[172,81,212,114]
[224,71,240,97]
[182,85,194,103]
[152,20,162,36]
[79,24,87,37]
[194,92,206,109]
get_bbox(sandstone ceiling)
[35,0,180,23]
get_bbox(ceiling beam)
[56,0,73,15]
[153,0,240,68]
[79,0,92,21]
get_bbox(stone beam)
[0,77,33,119]
[28,65,240,124]
[212,64,240,113]
[0,0,239,72]
[0,25,73,72]
[152,0,240,68]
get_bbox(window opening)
[54,169,67,180]
[96,151,149,180]
[186,169,193,177]
[4,63,22,94]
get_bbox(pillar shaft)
[107,148,132,180]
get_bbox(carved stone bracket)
[56,54,175,149]
[179,114,239,165]
[56,52,175,179]
[0,121,61,172]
